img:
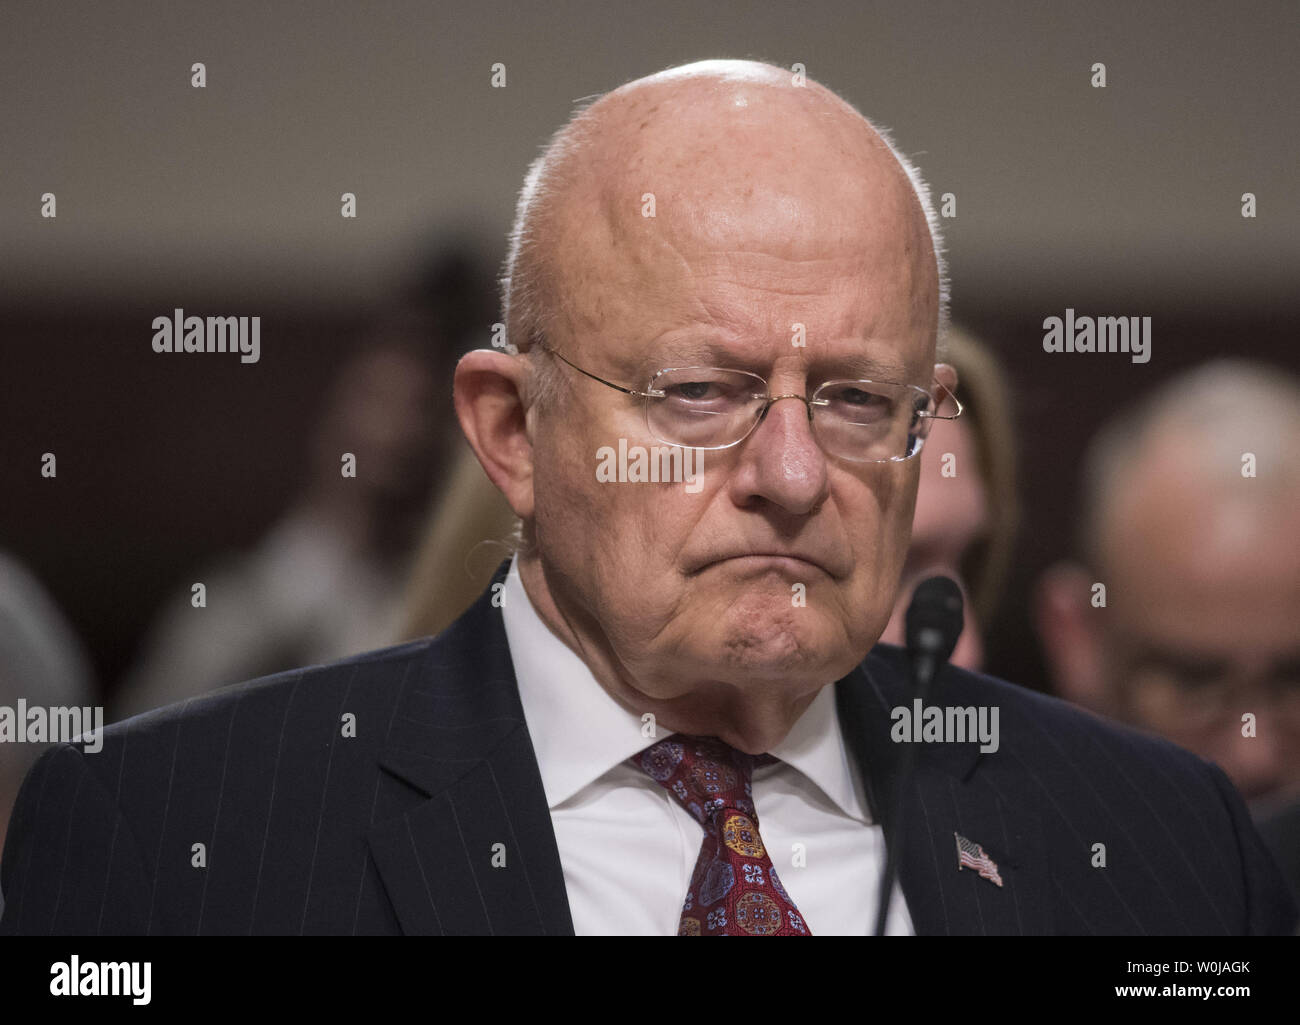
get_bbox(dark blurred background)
[2,0,1297,709]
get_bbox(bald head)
[1084,359,1300,573]
[504,59,948,397]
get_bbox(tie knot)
[632,734,774,828]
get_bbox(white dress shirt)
[500,557,914,936]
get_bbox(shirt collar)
[501,556,872,822]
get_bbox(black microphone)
[873,575,964,936]
[904,575,964,689]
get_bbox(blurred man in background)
[111,240,497,721]
[113,313,447,720]
[1036,359,1300,804]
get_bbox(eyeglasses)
[1121,650,1300,734]
[537,344,962,462]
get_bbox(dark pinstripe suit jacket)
[2,561,1295,935]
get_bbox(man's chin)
[695,607,861,683]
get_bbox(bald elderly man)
[2,62,1293,936]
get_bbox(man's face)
[525,86,940,716]
[1098,440,1300,800]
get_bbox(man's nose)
[729,394,830,515]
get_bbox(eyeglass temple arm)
[537,344,661,397]
[919,382,963,421]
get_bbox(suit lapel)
[836,649,1050,935]
[367,561,575,936]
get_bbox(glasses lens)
[647,368,767,449]
[813,381,934,461]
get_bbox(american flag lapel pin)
[954,832,1004,888]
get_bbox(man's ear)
[1034,561,1109,715]
[453,349,535,520]
[933,362,959,411]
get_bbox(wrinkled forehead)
[543,79,939,380]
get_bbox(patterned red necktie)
[631,734,812,935]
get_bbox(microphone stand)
[873,579,963,936]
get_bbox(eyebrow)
[635,337,919,384]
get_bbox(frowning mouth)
[697,553,835,577]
